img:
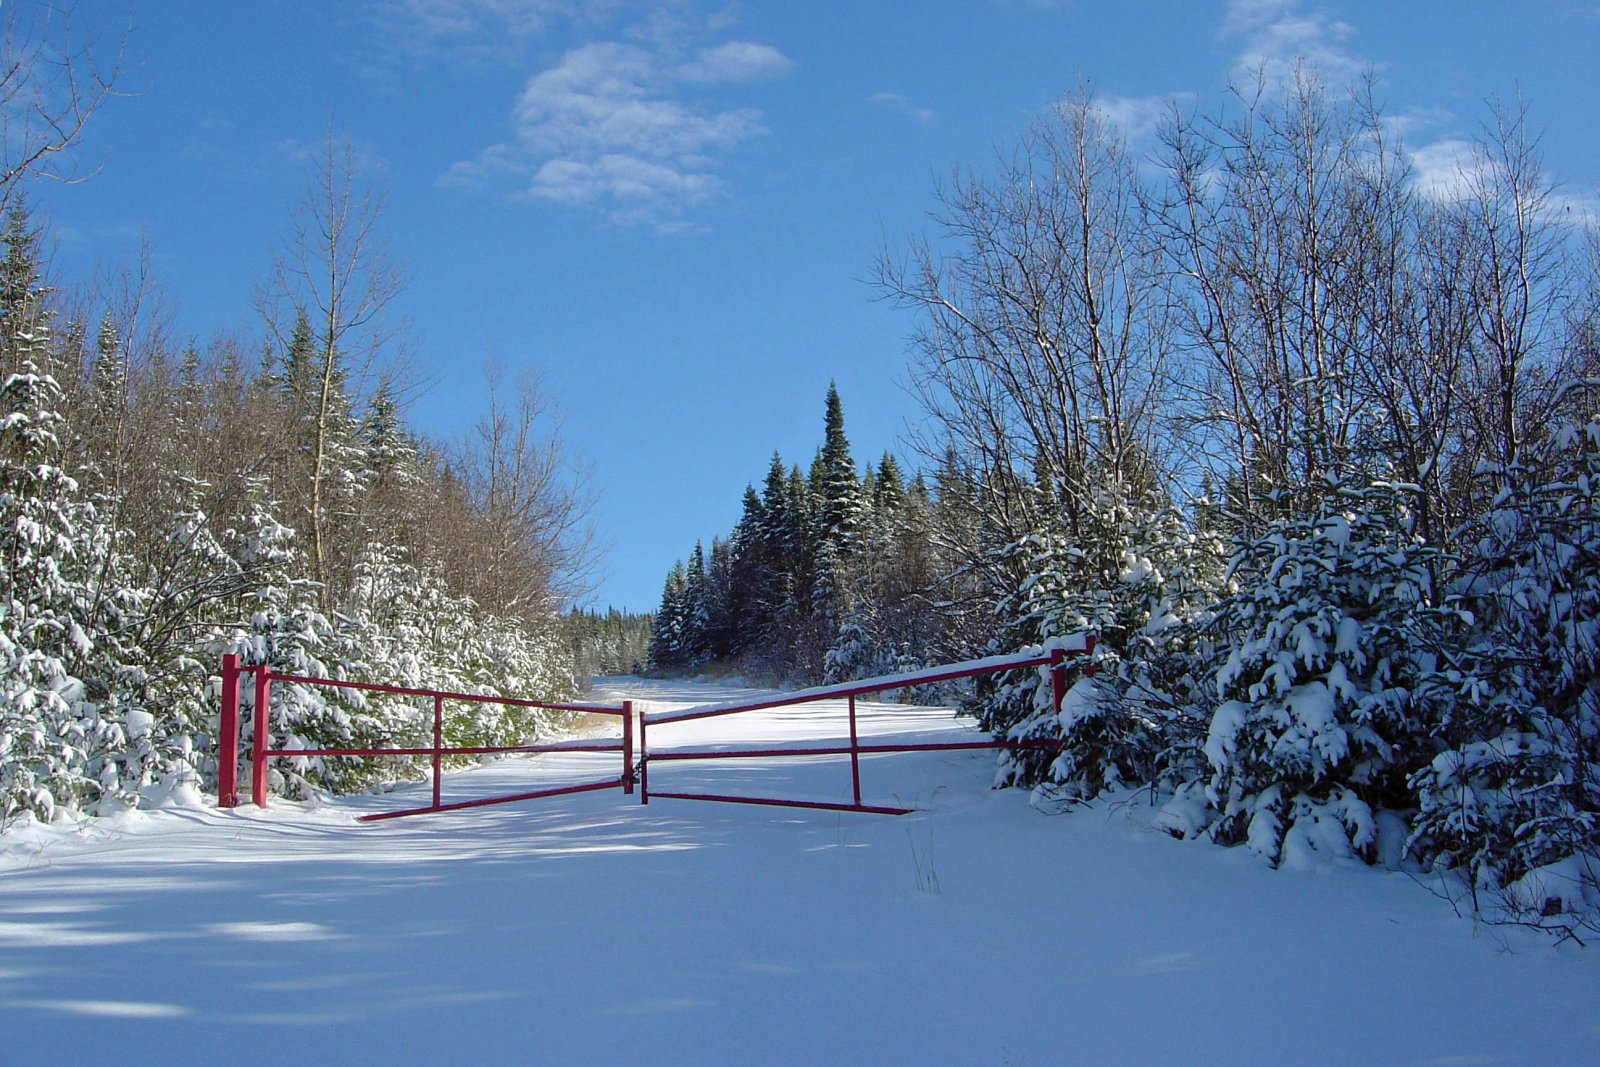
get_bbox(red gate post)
[639,712,649,805]
[848,694,862,807]
[621,700,635,794]
[218,654,241,808]
[432,694,444,810]
[251,666,272,808]
[1049,647,1067,716]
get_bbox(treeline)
[649,385,953,687]
[566,607,654,677]
[0,142,592,823]
[655,74,1600,923]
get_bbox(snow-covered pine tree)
[807,385,865,679]
[974,468,1213,801]
[0,199,48,377]
[355,382,421,525]
[701,536,736,662]
[1198,478,1463,868]
[815,384,863,557]
[84,313,132,494]
[223,497,376,798]
[824,453,941,693]
[1409,393,1600,914]
[753,454,797,640]
[726,485,769,658]
[126,495,242,801]
[0,363,123,823]
[781,461,820,673]
[647,561,689,674]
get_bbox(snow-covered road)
[2,677,1595,1066]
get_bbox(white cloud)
[1384,106,1453,139]
[678,42,795,83]
[868,92,936,127]
[438,143,524,188]
[527,154,721,205]
[389,0,566,38]
[449,31,793,228]
[364,0,590,63]
[512,42,768,159]
[1407,137,1478,201]
[1093,92,1190,147]
[1403,134,1600,230]
[1222,0,1365,86]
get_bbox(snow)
[122,708,154,739]
[2,675,1596,1066]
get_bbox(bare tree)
[1150,68,1394,524]
[1453,100,1577,482]
[879,85,1173,549]
[447,364,600,619]
[255,134,410,608]
[68,236,174,496]
[0,0,125,212]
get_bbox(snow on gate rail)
[636,634,1096,816]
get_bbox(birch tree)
[256,136,409,610]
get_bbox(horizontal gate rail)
[214,635,1097,824]
[215,656,634,821]
[637,634,1095,816]
[358,778,625,822]
[644,739,1064,762]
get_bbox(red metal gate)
[215,655,634,822]
[636,636,1096,815]
[216,635,1095,821]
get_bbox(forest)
[1,4,1595,929]
[648,79,1600,925]
[0,16,600,820]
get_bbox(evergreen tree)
[87,312,129,470]
[223,498,377,798]
[815,383,862,553]
[703,536,736,662]
[758,453,797,624]
[726,484,769,656]
[1198,479,1464,867]
[945,445,1233,809]
[681,540,711,668]
[647,562,689,674]
[566,607,655,676]
[1409,398,1600,911]
[0,365,136,822]
[0,198,48,376]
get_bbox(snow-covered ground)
[2,677,1595,1066]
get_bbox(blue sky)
[36,0,1600,612]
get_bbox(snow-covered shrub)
[1198,479,1465,867]
[0,365,141,823]
[350,540,576,764]
[1409,397,1600,910]
[221,503,378,798]
[976,478,1218,801]
[75,496,227,809]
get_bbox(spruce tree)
[1199,479,1463,867]
[682,541,711,668]
[816,383,862,553]
[648,562,689,674]
[0,198,47,376]
[1409,399,1600,911]
[727,484,769,656]
[0,365,112,822]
